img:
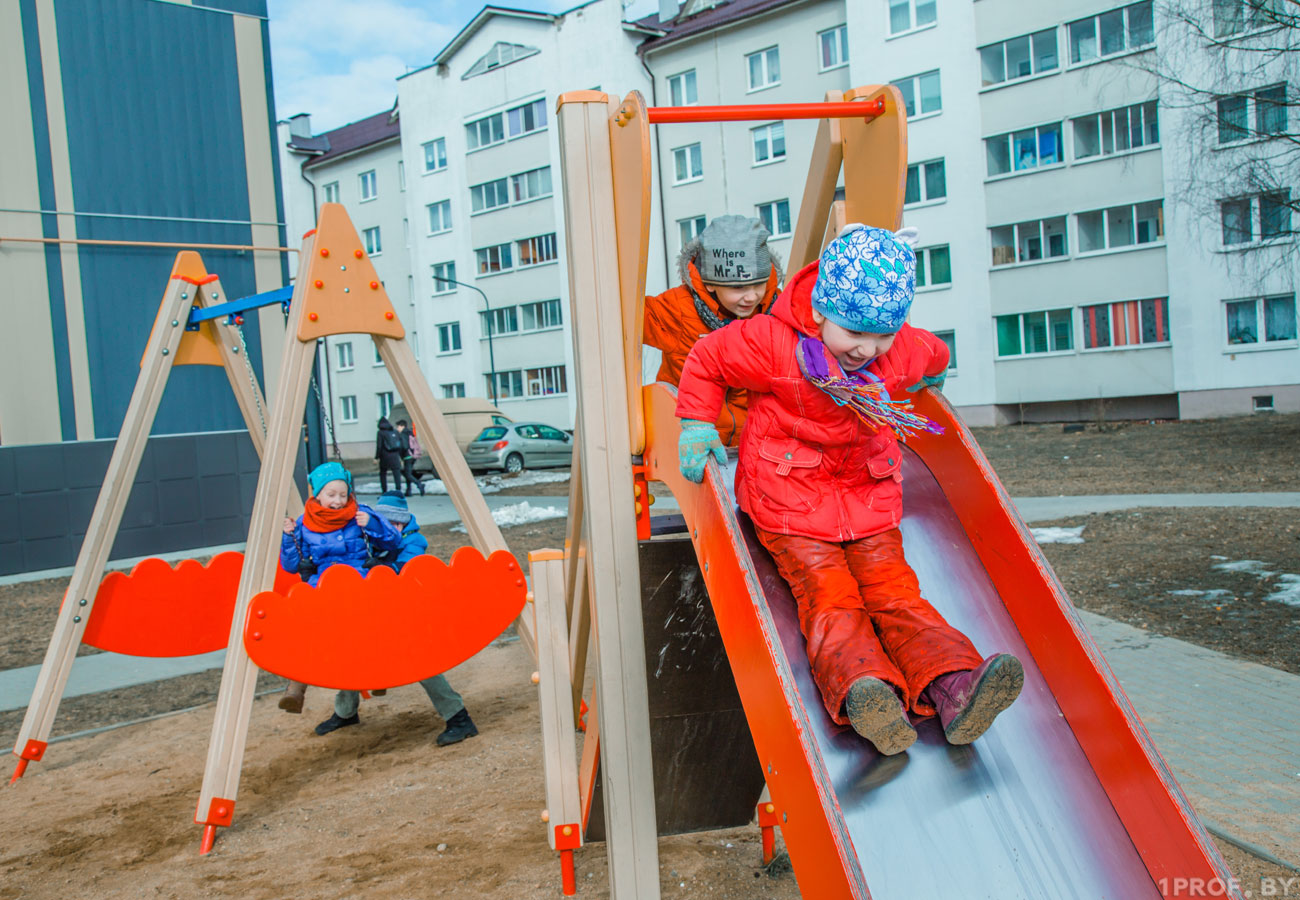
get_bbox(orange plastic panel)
[296,203,404,342]
[86,553,299,657]
[139,252,224,367]
[242,548,527,689]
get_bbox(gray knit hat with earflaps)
[678,216,783,331]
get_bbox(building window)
[980,29,1059,87]
[985,123,1063,176]
[1221,192,1292,245]
[441,383,466,399]
[819,25,849,69]
[398,160,406,191]
[466,112,505,150]
[1226,294,1297,345]
[1082,298,1170,348]
[679,215,707,250]
[1074,101,1159,158]
[521,299,563,331]
[518,233,558,267]
[476,242,514,275]
[335,341,354,371]
[1213,0,1283,37]
[1068,1,1154,65]
[431,261,457,294]
[990,217,1068,265]
[427,200,452,234]
[481,306,520,337]
[916,245,952,287]
[673,143,704,183]
[487,370,525,399]
[377,391,394,418]
[322,181,340,203]
[437,322,462,354]
[905,159,946,204]
[891,70,942,117]
[746,47,781,91]
[933,330,958,371]
[996,309,1074,356]
[1217,84,1288,143]
[363,226,382,255]
[423,138,447,172]
[757,199,792,238]
[511,166,552,202]
[526,365,568,397]
[373,343,385,367]
[507,98,547,138]
[470,177,510,214]
[359,170,377,201]
[340,395,358,423]
[1078,200,1164,252]
[752,122,786,164]
[668,69,698,106]
[889,0,936,33]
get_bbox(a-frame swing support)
[9,251,298,782]
[194,203,534,853]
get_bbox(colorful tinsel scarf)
[795,336,942,440]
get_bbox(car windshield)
[475,427,508,441]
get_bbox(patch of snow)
[1211,559,1276,577]
[1166,589,1233,600]
[1265,574,1300,607]
[449,501,567,533]
[1032,526,1085,544]
[356,470,569,496]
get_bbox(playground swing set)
[8,83,1246,899]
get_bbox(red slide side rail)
[645,98,884,124]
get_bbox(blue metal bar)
[186,285,293,328]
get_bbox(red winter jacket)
[675,260,949,543]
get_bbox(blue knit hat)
[372,490,411,525]
[308,461,353,496]
[810,225,918,334]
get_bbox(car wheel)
[505,453,524,474]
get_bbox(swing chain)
[310,366,343,462]
[234,323,268,439]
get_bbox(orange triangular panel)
[296,203,405,341]
[139,253,224,367]
[242,548,527,689]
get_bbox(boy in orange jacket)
[675,224,1023,755]
[644,216,782,445]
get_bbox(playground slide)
[641,382,1238,900]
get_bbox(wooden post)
[531,551,583,849]
[788,90,846,272]
[557,91,661,900]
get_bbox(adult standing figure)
[375,416,406,494]
[395,419,426,496]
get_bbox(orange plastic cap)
[370,281,379,290]
[313,279,324,288]
[384,311,394,320]
[308,312,319,322]
[354,249,364,258]
[320,248,330,258]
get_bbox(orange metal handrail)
[645,97,885,124]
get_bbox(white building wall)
[397,0,659,431]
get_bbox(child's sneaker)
[314,713,360,735]
[844,677,916,755]
[926,654,1024,745]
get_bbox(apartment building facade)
[280,108,415,458]
[395,0,663,431]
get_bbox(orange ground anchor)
[554,823,581,895]
[757,801,781,866]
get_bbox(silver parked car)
[463,422,573,474]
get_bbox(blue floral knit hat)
[308,461,353,496]
[810,225,918,334]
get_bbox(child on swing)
[674,224,1023,755]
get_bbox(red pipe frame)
[646,98,885,124]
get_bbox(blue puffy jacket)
[366,515,428,571]
[279,504,401,586]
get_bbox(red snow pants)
[755,526,984,723]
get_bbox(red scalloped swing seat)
[242,547,527,690]
[85,552,299,657]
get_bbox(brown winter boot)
[278,681,307,714]
[844,677,916,756]
[925,654,1024,745]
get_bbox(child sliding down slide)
[675,224,1023,755]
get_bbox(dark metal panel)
[740,453,1159,899]
[18,0,76,440]
[203,0,267,16]
[53,0,270,439]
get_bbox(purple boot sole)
[930,654,1025,745]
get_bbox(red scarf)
[303,496,358,533]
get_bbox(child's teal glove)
[678,419,726,484]
[906,373,946,393]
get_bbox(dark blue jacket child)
[367,491,427,570]
[280,462,401,587]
